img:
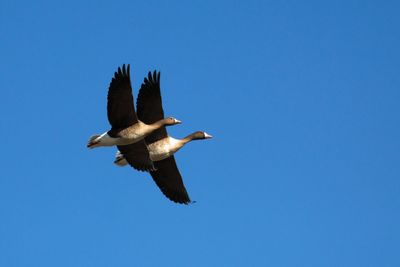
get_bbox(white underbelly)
[97,132,118,146]
[97,132,144,147]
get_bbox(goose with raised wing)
[114,71,212,204]
[87,64,181,171]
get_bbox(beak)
[204,132,213,139]
[175,119,182,124]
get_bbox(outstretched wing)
[117,142,155,172]
[107,64,138,130]
[136,71,168,144]
[137,71,191,204]
[150,156,191,204]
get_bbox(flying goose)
[114,71,212,204]
[115,131,212,164]
[87,64,181,171]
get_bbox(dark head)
[163,117,182,126]
[190,131,213,140]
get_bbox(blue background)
[1,1,399,266]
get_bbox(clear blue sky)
[1,0,399,266]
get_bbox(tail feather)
[89,135,100,142]
[87,134,101,148]
[114,150,128,167]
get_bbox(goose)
[87,64,181,171]
[114,71,212,204]
[114,131,212,164]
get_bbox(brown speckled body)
[148,137,184,161]
[117,121,155,139]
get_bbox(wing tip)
[114,64,131,79]
[161,189,192,205]
[144,70,160,85]
[172,196,192,205]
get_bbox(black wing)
[107,64,138,131]
[137,71,191,204]
[150,156,191,204]
[117,142,155,172]
[136,71,168,144]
